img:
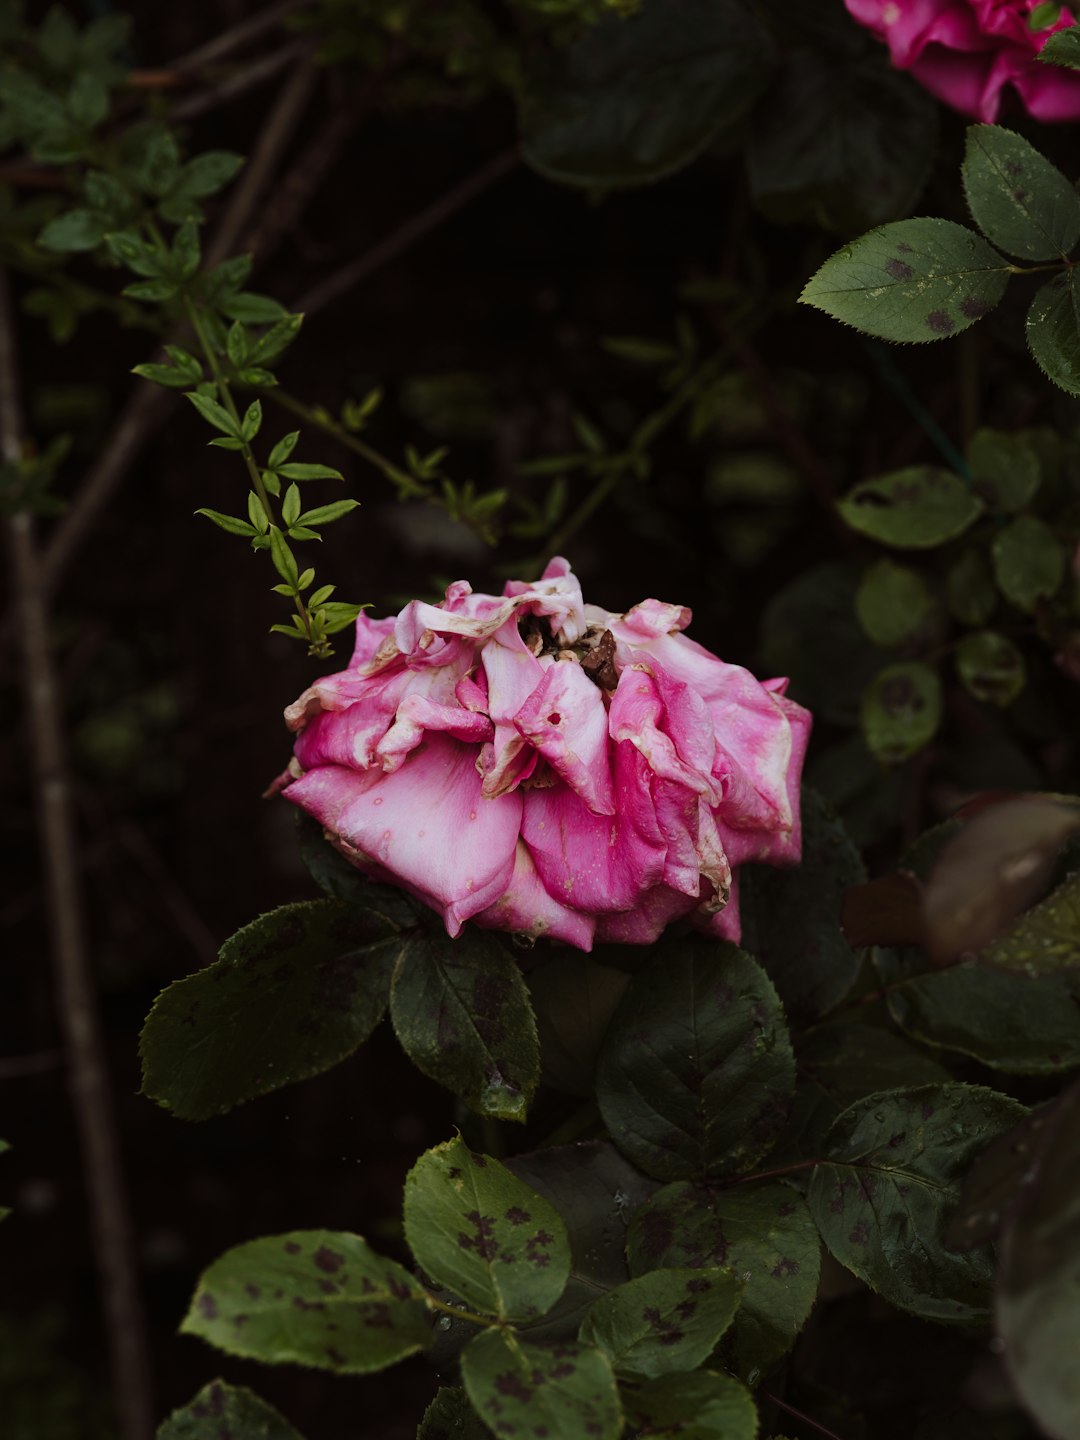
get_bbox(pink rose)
[845,0,1080,121]
[279,559,810,951]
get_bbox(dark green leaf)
[403,1135,570,1323]
[175,151,245,198]
[185,391,239,437]
[157,1379,305,1439]
[946,1104,1054,1251]
[962,124,1080,261]
[67,72,108,129]
[626,1182,821,1379]
[801,218,1010,342]
[860,662,942,764]
[38,209,106,253]
[123,279,178,303]
[595,940,795,1181]
[747,47,937,234]
[181,1231,431,1372]
[837,466,983,548]
[739,788,864,1027]
[104,229,164,278]
[991,514,1066,612]
[580,1267,743,1380]
[268,527,299,587]
[955,631,1026,707]
[854,558,940,648]
[528,953,630,1096]
[878,947,1080,1073]
[982,871,1080,977]
[220,292,289,324]
[1026,270,1080,395]
[461,1331,621,1440]
[946,549,997,626]
[268,431,300,469]
[294,814,420,925]
[417,1388,487,1440]
[247,314,303,365]
[967,428,1042,512]
[623,1370,757,1440]
[240,399,262,443]
[1041,25,1080,67]
[998,1078,1080,1438]
[520,0,774,188]
[390,928,539,1122]
[140,899,402,1119]
[275,463,345,483]
[807,1083,1027,1322]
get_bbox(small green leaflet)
[962,125,1080,261]
[991,514,1066,612]
[854,559,939,650]
[403,1135,571,1324]
[955,631,1025,707]
[580,1267,743,1379]
[461,1329,622,1440]
[837,466,984,548]
[181,1231,431,1372]
[801,217,1010,343]
[860,662,942,765]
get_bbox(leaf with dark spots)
[180,1230,431,1373]
[390,927,539,1122]
[462,1330,621,1440]
[580,1266,742,1380]
[740,787,864,1026]
[596,940,795,1182]
[140,900,401,1120]
[807,1083,1026,1323]
[158,1379,307,1439]
[626,1182,821,1378]
[837,466,983,550]
[962,124,1080,262]
[624,1370,758,1440]
[403,1136,570,1324]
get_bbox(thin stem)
[261,385,414,492]
[168,38,311,123]
[762,1390,851,1440]
[727,1158,820,1187]
[0,1048,64,1080]
[424,1294,495,1329]
[1,267,154,1440]
[166,0,315,75]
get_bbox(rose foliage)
[278,560,810,951]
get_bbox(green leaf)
[967,427,1042,512]
[955,631,1026,707]
[854,558,939,648]
[580,1267,742,1380]
[239,399,262,443]
[276,462,345,483]
[946,1105,1053,1252]
[991,514,1066,612]
[747,47,937,235]
[623,1371,758,1440]
[982,871,1080,977]
[67,72,108,129]
[175,151,245,198]
[226,321,248,369]
[163,346,204,383]
[595,940,795,1182]
[390,928,539,1122]
[193,507,257,537]
[294,814,419,922]
[268,526,299,586]
[529,952,630,1097]
[140,899,402,1119]
[946,548,997,627]
[37,209,106,253]
[626,1183,821,1380]
[1026,270,1080,395]
[739,788,864,1027]
[185,391,239,437]
[801,218,1010,343]
[318,602,364,635]
[998,1078,1080,1439]
[123,278,178,303]
[220,292,289,324]
[962,124,1080,261]
[296,500,359,526]
[1041,25,1080,66]
[104,229,164,278]
[837,466,984,548]
[180,1231,430,1372]
[157,1379,305,1439]
[268,431,300,469]
[520,0,774,188]
[281,483,301,527]
[403,1135,570,1323]
[247,314,303,366]
[807,1083,1027,1322]
[461,1330,621,1440]
[876,946,1080,1073]
[860,662,942,764]
[777,1022,950,1162]
[417,1388,488,1440]
[248,492,269,533]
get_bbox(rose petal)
[514,660,615,816]
[474,840,595,948]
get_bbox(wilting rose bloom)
[278,559,810,951]
[846,0,1080,122]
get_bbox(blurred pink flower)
[845,0,1080,122]
[279,559,810,951]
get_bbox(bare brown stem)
[0,1049,65,1080]
[166,0,314,75]
[294,146,520,317]
[762,1390,851,1440]
[1,269,154,1440]
[169,37,310,122]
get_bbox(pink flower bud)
[280,560,811,950]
